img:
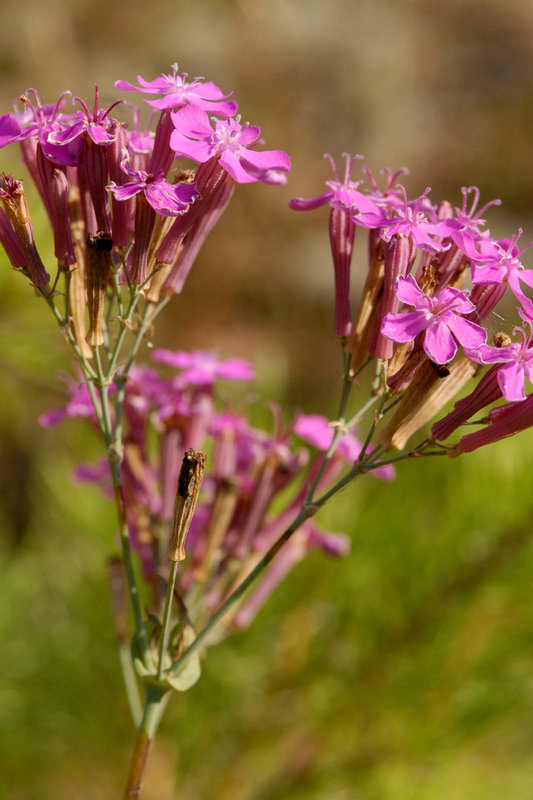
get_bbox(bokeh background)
[3,1,533,798]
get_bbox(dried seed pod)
[167,449,206,562]
[86,230,112,347]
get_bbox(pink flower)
[115,63,237,116]
[0,114,23,147]
[39,382,98,427]
[381,274,486,363]
[289,154,379,337]
[468,319,533,402]
[152,349,255,384]
[377,187,450,253]
[445,185,500,252]
[47,87,121,148]
[293,413,395,480]
[465,230,533,318]
[233,522,350,629]
[107,153,198,216]
[289,153,378,214]
[0,90,81,166]
[169,106,291,185]
[293,413,361,461]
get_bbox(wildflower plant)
[3,63,533,797]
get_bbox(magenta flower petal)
[444,314,486,350]
[516,269,533,290]
[171,106,214,139]
[424,319,457,363]
[307,525,351,557]
[169,133,212,162]
[240,148,291,171]
[0,114,23,147]
[289,192,332,211]
[498,361,526,401]
[218,150,256,183]
[152,349,254,383]
[293,413,334,450]
[437,286,475,314]
[114,78,146,92]
[108,181,141,201]
[239,149,291,184]
[381,310,429,342]
[144,180,197,216]
[147,96,236,115]
[189,80,230,101]
[48,120,86,146]
[524,361,533,383]
[293,413,362,461]
[395,273,427,306]
[213,358,255,381]
[87,125,115,145]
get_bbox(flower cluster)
[6,61,533,701]
[291,155,533,453]
[7,63,533,793]
[41,349,395,631]
[0,64,290,303]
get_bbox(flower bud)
[329,207,356,338]
[0,175,50,286]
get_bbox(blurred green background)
[3,1,533,798]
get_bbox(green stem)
[167,355,397,678]
[109,461,151,662]
[38,285,97,379]
[106,288,143,379]
[169,432,420,679]
[122,685,169,800]
[84,374,106,434]
[112,297,170,469]
[123,297,170,377]
[168,504,314,679]
[156,560,179,682]
[112,271,125,318]
[63,269,71,330]
[93,345,150,661]
[305,349,354,503]
[119,643,143,727]
[346,393,380,429]
[94,347,113,444]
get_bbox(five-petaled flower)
[381,273,487,364]
[170,106,291,184]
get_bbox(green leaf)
[165,623,201,692]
